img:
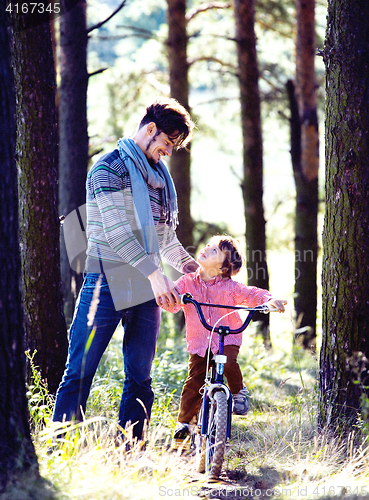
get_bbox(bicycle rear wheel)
[202,390,228,480]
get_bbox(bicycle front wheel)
[204,390,228,480]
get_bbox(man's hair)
[211,235,245,278]
[138,97,195,149]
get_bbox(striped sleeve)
[158,226,199,274]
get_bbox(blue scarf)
[117,136,178,260]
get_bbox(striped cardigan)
[85,149,197,277]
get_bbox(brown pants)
[177,345,243,424]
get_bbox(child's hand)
[159,301,182,313]
[266,299,287,313]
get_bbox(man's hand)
[147,268,181,308]
[266,298,287,313]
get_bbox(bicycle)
[180,292,277,481]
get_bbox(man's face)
[144,125,176,164]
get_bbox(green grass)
[16,315,369,500]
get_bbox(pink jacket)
[163,268,273,357]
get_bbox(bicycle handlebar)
[180,293,271,335]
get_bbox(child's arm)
[235,283,286,312]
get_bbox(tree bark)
[293,0,319,351]
[59,0,89,324]
[0,2,39,489]
[10,11,68,395]
[234,0,271,346]
[166,0,194,256]
[319,0,369,431]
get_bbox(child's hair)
[210,235,245,278]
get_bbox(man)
[53,98,198,442]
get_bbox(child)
[161,235,286,448]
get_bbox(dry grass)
[225,400,369,499]
[28,386,369,500]
[19,329,369,500]
[35,419,204,500]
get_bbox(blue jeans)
[53,273,161,440]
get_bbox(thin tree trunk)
[10,12,68,395]
[234,0,270,346]
[0,2,39,489]
[59,0,89,324]
[293,0,319,351]
[166,0,194,256]
[319,0,369,432]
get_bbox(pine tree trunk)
[59,0,89,324]
[0,3,39,489]
[234,0,271,346]
[319,0,369,431]
[10,12,68,395]
[166,0,194,255]
[166,0,192,332]
[293,0,319,351]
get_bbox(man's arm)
[159,227,199,274]
[147,268,181,307]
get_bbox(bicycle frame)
[181,293,269,439]
[181,292,272,479]
[181,293,280,479]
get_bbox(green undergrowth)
[19,314,369,500]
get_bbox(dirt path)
[172,450,283,499]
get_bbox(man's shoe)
[232,386,249,415]
[172,422,191,449]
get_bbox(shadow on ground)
[198,466,283,499]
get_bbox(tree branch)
[188,31,236,43]
[188,55,236,70]
[88,148,104,160]
[87,0,127,34]
[257,20,292,39]
[88,68,108,78]
[186,2,231,22]
[194,95,239,107]
[116,24,156,39]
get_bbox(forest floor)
[11,326,369,500]
[29,346,369,500]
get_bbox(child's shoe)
[232,386,249,415]
[172,422,191,449]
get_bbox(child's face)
[197,242,227,275]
